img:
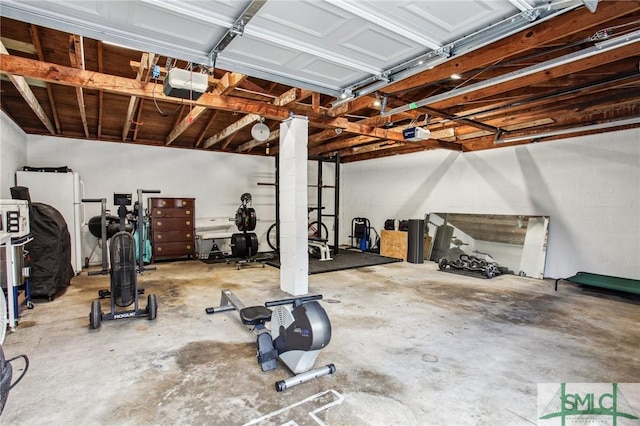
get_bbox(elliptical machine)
[205,289,335,391]
[89,193,158,329]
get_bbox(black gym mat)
[199,253,276,265]
[265,249,402,274]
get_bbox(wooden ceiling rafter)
[344,137,468,162]
[468,80,640,134]
[68,34,89,138]
[381,1,640,95]
[231,89,315,153]
[194,110,219,148]
[0,40,55,134]
[444,70,640,122]
[165,69,247,146]
[424,42,639,115]
[132,98,145,141]
[237,128,280,153]
[221,132,239,150]
[29,24,60,134]
[497,100,640,143]
[312,92,321,113]
[1,5,639,162]
[203,87,307,150]
[123,52,157,141]
[96,40,104,139]
[309,135,379,156]
[340,140,407,157]
[215,72,247,95]
[3,53,412,144]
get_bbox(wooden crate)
[424,235,433,260]
[380,230,407,260]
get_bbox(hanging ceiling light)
[251,117,270,142]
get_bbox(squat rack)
[260,154,340,257]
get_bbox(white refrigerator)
[16,171,83,275]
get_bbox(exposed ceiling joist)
[215,72,248,95]
[382,0,640,95]
[29,25,60,134]
[97,40,104,139]
[1,3,639,161]
[69,34,89,138]
[203,87,303,149]
[0,40,54,134]
[386,33,640,115]
[165,69,243,146]
[194,111,219,148]
[123,52,157,141]
[237,129,280,153]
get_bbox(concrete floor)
[1,259,638,425]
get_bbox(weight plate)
[235,210,245,231]
[247,233,258,255]
[246,208,257,231]
[231,233,247,257]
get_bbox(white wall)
[25,135,276,261]
[0,111,27,199]
[342,128,640,280]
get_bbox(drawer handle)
[186,221,191,226]
[161,200,166,206]
[186,245,191,250]
[157,235,162,240]
[157,247,162,252]
[186,210,191,215]
[157,221,162,226]
[156,210,162,215]
[186,233,191,238]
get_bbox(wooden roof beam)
[165,69,244,145]
[0,41,55,134]
[215,72,247,95]
[203,88,305,149]
[237,129,280,153]
[123,52,157,141]
[194,111,219,148]
[96,41,104,139]
[0,54,409,141]
[430,42,640,111]
[382,1,640,95]
[312,127,457,156]
[69,35,89,138]
[309,135,379,156]
[29,25,60,134]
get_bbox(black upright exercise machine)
[82,197,133,275]
[89,193,158,329]
[205,289,335,391]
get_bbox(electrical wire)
[7,354,30,390]
[151,79,182,117]
[389,21,640,98]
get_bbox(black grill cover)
[26,203,74,298]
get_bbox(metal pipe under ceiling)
[380,29,640,117]
[331,0,585,107]
[495,116,640,143]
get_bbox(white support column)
[279,116,308,295]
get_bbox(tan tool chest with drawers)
[148,197,195,261]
